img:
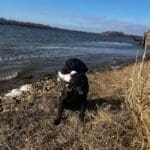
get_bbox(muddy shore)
[0,58,136,96]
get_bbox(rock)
[5,89,22,97]
[20,84,33,92]
[4,84,33,98]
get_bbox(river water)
[0,25,143,81]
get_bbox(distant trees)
[101,31,125,36]
[0,17,50,29]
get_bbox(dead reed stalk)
[126,49,150,149]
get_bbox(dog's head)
[61,58,88,74]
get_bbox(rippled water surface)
[0,25,143,80]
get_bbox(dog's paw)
[53,119,61,125]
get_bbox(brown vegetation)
[0,18,50,29]
[0,58,149,149]
[101,31,125,36]
[126,52,150,149]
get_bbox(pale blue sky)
[0,0,150,35]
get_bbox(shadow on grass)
[61,98,123,123]
[62,97,122,113]
[87,98,122,111]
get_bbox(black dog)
[54,58,89,125]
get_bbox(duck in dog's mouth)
[57,70,77,82]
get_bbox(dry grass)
[126,52,150,149]
[0,58,149,149]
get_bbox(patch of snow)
[4,84,33,98]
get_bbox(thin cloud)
[38,10,146,35]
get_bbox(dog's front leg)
[54,97,64,125]
[79,96,87,122]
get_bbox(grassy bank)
[0,58,149,149]
[126,55,150,149]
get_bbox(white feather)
[57,70,77,82]
[70,70,77,76]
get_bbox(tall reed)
[126,49,150,149]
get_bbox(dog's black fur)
[54,58,89,125]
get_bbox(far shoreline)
[0,18,143,38]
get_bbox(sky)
[0,0,150,35]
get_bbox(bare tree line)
[0,18,50,29]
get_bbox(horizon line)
[0,17,144,36]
